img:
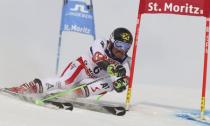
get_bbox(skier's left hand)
[113,77,128,93]
[107,64,126,77]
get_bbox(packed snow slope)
[1,83,209,126]
[0,0,209,126]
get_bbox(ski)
[44,100,73,110]
[54,98,127,116]
[0,88,73,111]
[0,88,126,116]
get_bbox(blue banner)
[61,0,95,37]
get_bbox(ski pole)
[35,76,112,105]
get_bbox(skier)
[8,27,133,98]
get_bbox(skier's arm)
[92,51,126,77]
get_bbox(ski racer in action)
[8,27,133,98]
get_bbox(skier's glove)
[107,64,126,77]
[113,77,128,93]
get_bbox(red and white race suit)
[41,39,131,97]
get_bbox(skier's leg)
[8,57,89,94]
[38,57,90,94]
[76,78,114,97]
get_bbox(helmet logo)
[120,33,130,42]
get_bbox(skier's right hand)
[107,64,126,77]
[113,77,128,93]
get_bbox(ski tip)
[115,107,126,116]
[62,102,74,111]
[103,106,126,116]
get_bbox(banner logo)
[140,0,210,17]
[70,4,89,13]
[60,0,95,36]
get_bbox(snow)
[0,0,209,126]
[0,84,209,126]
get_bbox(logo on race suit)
[70,4,89,13]
[93,66,103,74]
[70,63,77,70]
[83,60,88,65]
[100,41,105,48]
[56,81,62,89]
[90,83,110,92]
[100,83,110,89]
[91,86,100,92]
[46,83,54,90]
[92,52,107,63]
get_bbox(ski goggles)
[111,39,131,52]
